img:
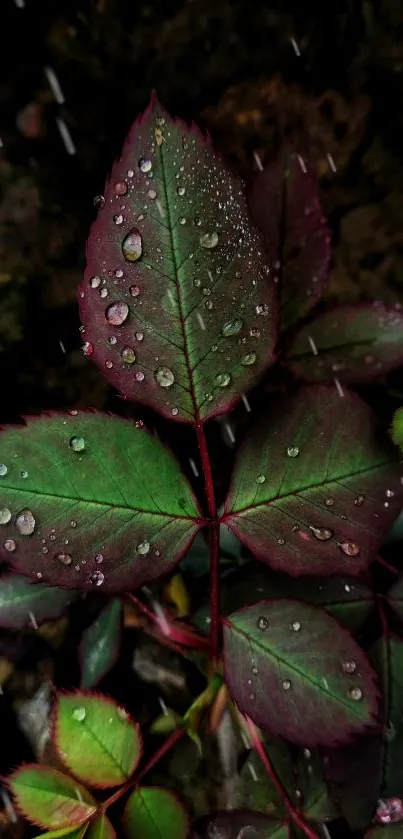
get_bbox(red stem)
[375,555,399,575]
[127,594,209,652]
[195,421,220,663]
[244,717,321,839]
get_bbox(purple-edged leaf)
[79,599,122,688]
[223,599,379,747]
[285,304,403,384]
[220,564,374,632]
[53,691,142,788]
[388,575,403,621]
[223,386,403,576]
[192,811,289,838]
[248,149,331,331]
[86,815,116,839]
[123,786,189,839]
[0,573,76,629]
[0,412,201,592]
[9,765,96,829]
[325,634,403,831]
[79,96,278,424]
[366,828,403,838]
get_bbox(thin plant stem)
[127,594,209,652]
[195,421,220,664]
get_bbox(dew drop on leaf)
[100,288,108,299]
[93,195,105,210]
[310,526,333,542]
[256,303,269,316]
[122,228,143,262]
[0,508,11,525]
[70,436,85,453]
[340,541,360,557]
[89,276,101,289]
[200,232,218,249]
[135,371,145,382]
[115,181,128,196]
[95,553,104,564]
[137,540,150,555]
[21,470,28,479]
[90,571,105,586]
[256,475,266,484]
[325,498,334,506]
[72,707,86,722]
[177,186,185,196]
[4,539,16,552]
[282,680,292,691]
[291,621,301,632]
[215,372,231,388]
[221,318,244,337]
[16,509,36,536]
[354,495,365,507]
[257,616,269,631]
[348,686,362,701]
[376,798,403,825]
[287,446,299,458]
[130,285,140,298]
[172,407,179,416]
[386,489,395,498]
[303,749,311,759]
[105,301,129,326]
[113,214,124,226]
[135,331,144,341]
[242,352,257,366]
[154,367,175,388]
[121,347,136,364]
[0,464,8,477]
[342,659,357,674]
[148,189,157,200]
[138,157,152,173]
[57,552,72,566]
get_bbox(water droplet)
[256,475,266,484]
[95,553,104,564]
[172,407,179,416]
[0,464,8,477]
[277,537,285,545]
[70,521,77,528]
[57,552,72,566]
[376,797,403,825]
[386,489,395,498]
[282,680,292,691]
[154,367,175,388]
[242,352,257,366]
[105,301,129,326]
[113,213,124,225]
[179,217,186,225]
[72,707,86,722]
[21,470,28,479]
[138,157,152,173]
[252,666,258,675]
[215,372,231,388]
[70,436,85,453]
[0,508,11,525]
[221,318,243,337]
[122,228,143,262]
[348,687,362,701]
[287,446,299,458]
[137,540,150,555]
[339,541,360,557]
[135,331,144,342]
[200,232,218,249]
[250,328,260,338]
[90,571,105,586]
[108,337,117,346]
[291,621,301,632]
[16,509,36,536]
[303,748,311,759]
[310,526,333,541]
[115,269,123,278]
[115,180,128,196]
[205,300,213,310]
[342,659,357,674]
[135,371,145,382]
[94,195,105,210]
[177,186,185,196]
[354,495,365,506]
[4,539,16,552]
[148,189,157,200]
[325,498,334,506]
[100,288,108,299]
[257,616,269,631]
[105,360,113,369]
[121,347,136,364]
[256,304,269,316]
[89,275,101,289]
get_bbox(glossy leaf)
[0,412,201,592]
[87,815,116,839]
[9,765,95,829]
[285,304,403,384]
[123,786,189,839]
[223,599,379,747]
[193,811,289,838]
[80,96,278,424]
[79,599,122,688]
[248,149,330,330]
[53,691,142,788]
[388,576,403,621]
[0,573,76,629]
[223,386,403,576]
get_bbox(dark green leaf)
[0,412,201,592]
[53,692,142,788]
[0,573,76,629]
[223,387,403,576]
[9,765,96,829]
[33,827,88,839]
[239,737,295,816]
[193,811,290,837]
[80,96,278,423]
[223,600,379,747]
[295,749,337,822]
[123,786,189,839]
[388,576,403,621]
[86,815,116,839]
[79,599,122,688]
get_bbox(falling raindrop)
[282,680,292,691]
[221,318,244,337]
[72,707,86,722]
[242,352,257,366]
[342,659,357,674]
[90,571,105,586]
[137,540,150,555]
[4,539,16,552]
[105,301,129,326]
[200,232,218,249]
[310,526,333,542]
[70,436,85,453]
[122,228,143,262]
[287,446,299,458]
[89,275,101,289]
[348,687,362,701]
[0,508,11,525]
[16,510,36,536]
[154,367,175,388]
[0,465,8,477]
[215,372,231,388]
[138,157,152,173]
[57,552,72,566]
[339,541,360,557]
[121,347,136,364]
[257,616,269,631]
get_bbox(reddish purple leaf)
[223,599,379,747]
[223,386,403,576]
[79,95,278,424]
[285,304,403,384]
[192,811,290,838]
[248,149,331,330]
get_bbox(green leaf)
[80,96,278,424]
[239,737,295,816]
[223,599,379,747]
[371,635,403,798]
[295,749,337,822]
[223,386,403,576]
[366,827,403,838]
[33,826,88,839]
[391,407,403,454]
[53,691,142,788]
[193,811,290,838]
[0,573,76,629]
[9,765,96,829]
[79,599,122,688]
[123,786,189,839]
[388,575,403,621]
[285,304,403,384]
[86,815,116,839]
[0,412,201,592]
